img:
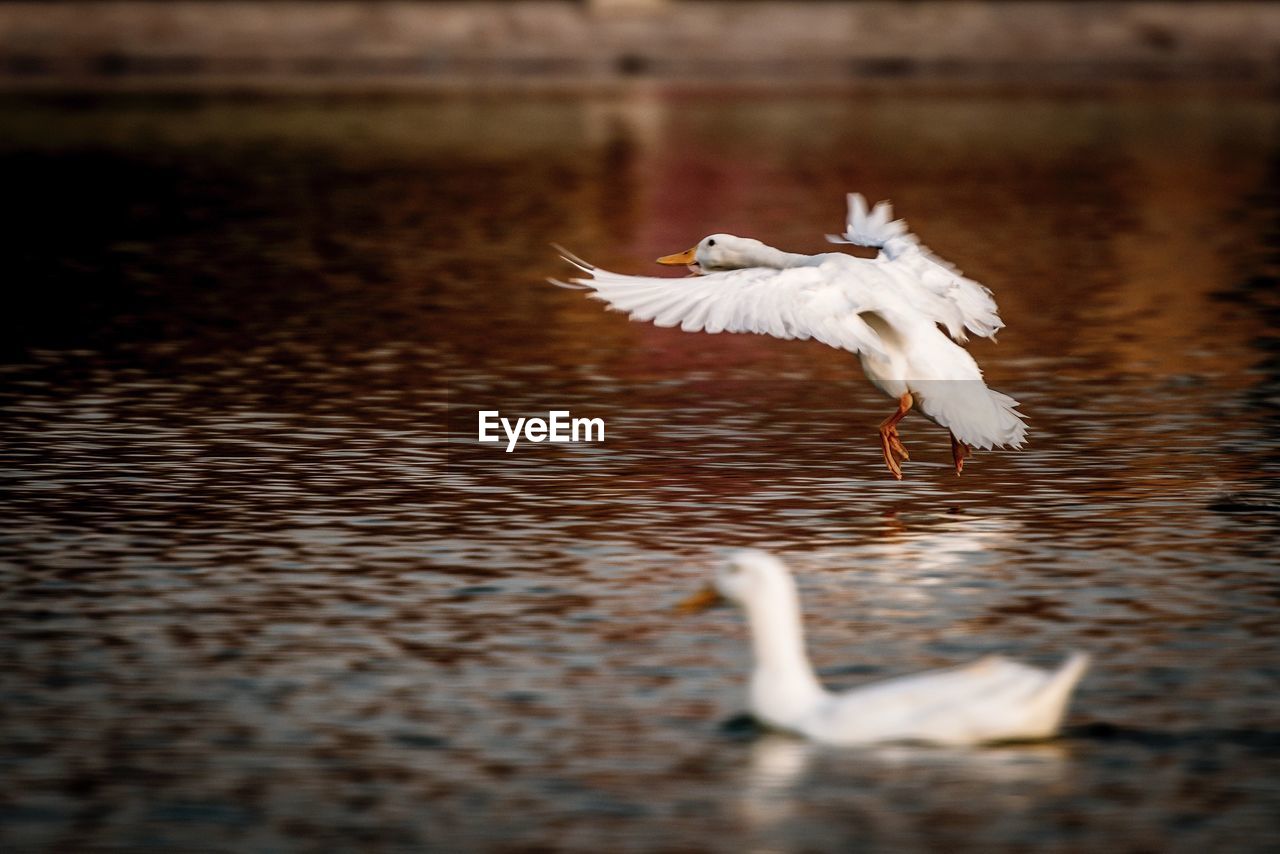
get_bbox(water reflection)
[1,92,1278,850]
[739,734,1070,826]
[736,733,1078,852]
[739,735,814,836]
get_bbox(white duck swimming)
[553,193,1027,479]
[679,550,1089,746]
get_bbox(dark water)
[1,93,1279,851]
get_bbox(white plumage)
[553,193,1027,479]
[681,550,1089,747]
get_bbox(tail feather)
[1029,652,1090,738]
[916,382,1028,450]
[983,389,1029,449]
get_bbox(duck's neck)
[750,246,816,269]
[745,586,827,726]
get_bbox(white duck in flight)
[553,193,1026,479]
[679,550,1089,746]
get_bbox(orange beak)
[676,584,723,614]
[657,246,698,266]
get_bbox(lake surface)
[1,92,1278,852]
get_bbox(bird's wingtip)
[550,242,595,273]
[546,277,589,291]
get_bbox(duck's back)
[796,653,1089,746]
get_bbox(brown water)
[1,92,1279,852]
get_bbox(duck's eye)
[707,239,716,247]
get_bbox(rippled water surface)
[2,93,1279,851]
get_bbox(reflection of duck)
[737,734,814,832]
[736,731,1070,840]
[740,732,1068,804]
[867,513,1019,573]
[681,551,1088,746]
[554,194,1026,479]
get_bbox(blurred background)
[2,2,1280,853]
[1,0,1279,90]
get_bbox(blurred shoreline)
[1,0,1279,93]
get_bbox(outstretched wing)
[827,193,1004,342]
[550,249,893,363]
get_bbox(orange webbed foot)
[950,431,972,475]
[879,427,906,480]
[877,393,914,481]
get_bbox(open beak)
[676,583,724,614]
[657,246,698,266]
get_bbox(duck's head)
[657,234,775,273]
[678,549,796,613]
